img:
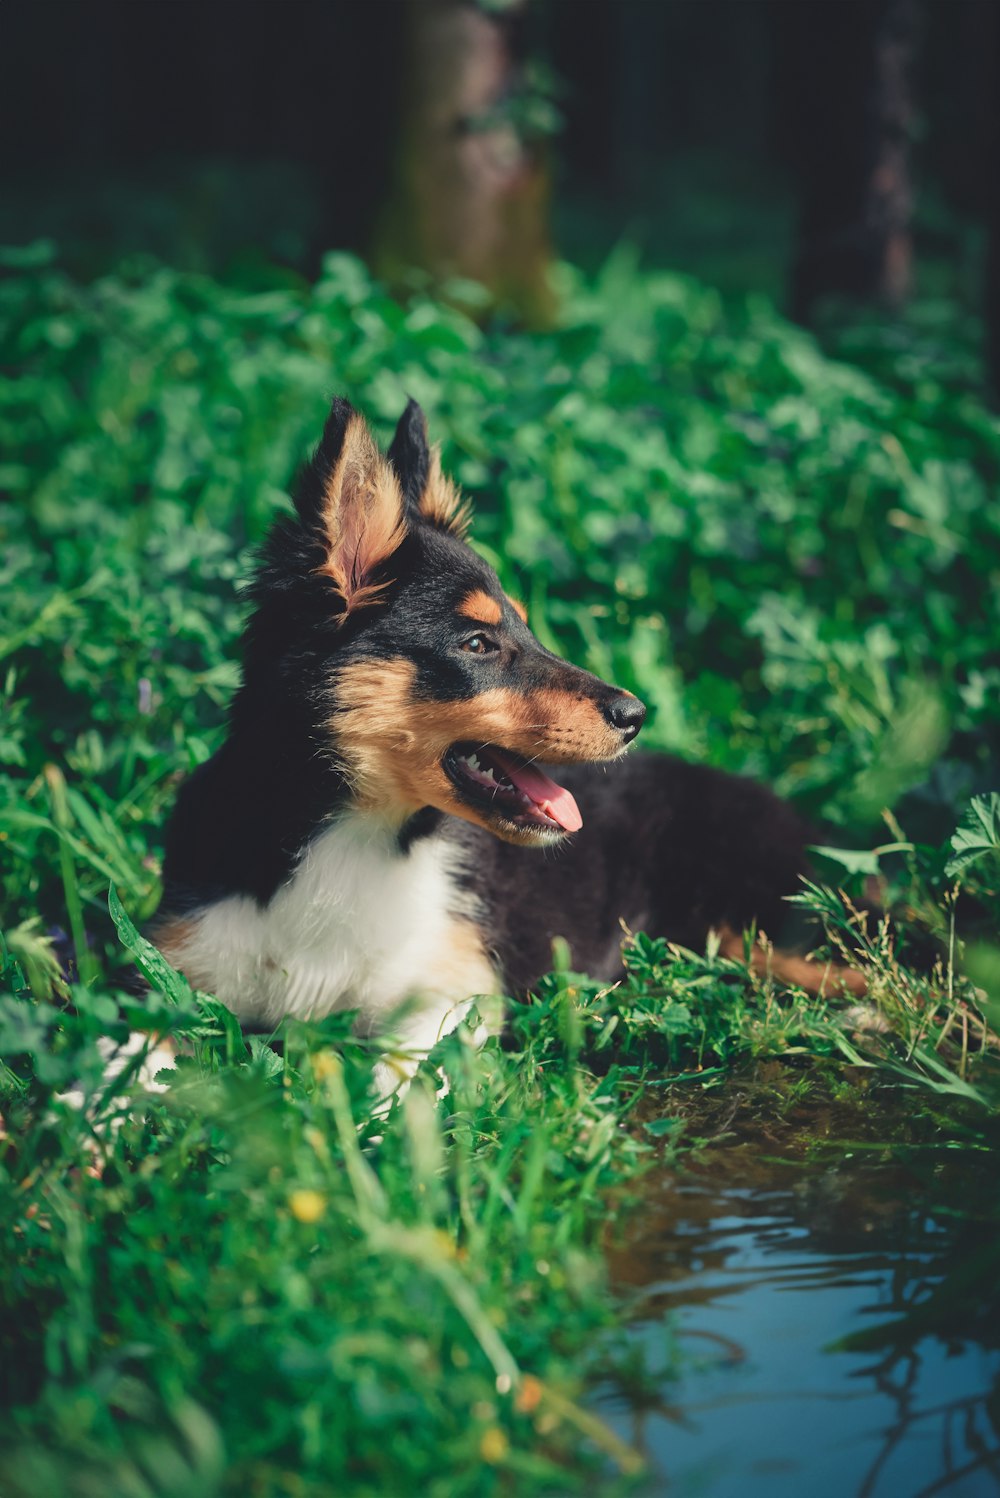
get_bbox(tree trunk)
[778,0,919,321]
[374,0,553,326]
[985,3,1000,397]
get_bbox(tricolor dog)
[149,397,862,1089]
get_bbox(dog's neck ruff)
[157,809,497,1051]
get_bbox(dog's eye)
[461,634,498,655]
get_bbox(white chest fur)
[160,814,498,1051]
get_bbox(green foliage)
[0,956,656,1497]
[2,895,996,1497]
[946,793,1000,879]
[3,246,998,942]
[2,241,1000,1491]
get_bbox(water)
[601,1136,1000,1497]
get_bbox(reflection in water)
[600,1142,1000,1497]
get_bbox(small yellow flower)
[289,1189,326,1223]
[312,1050,341,1082]
[479,1427,509,1464]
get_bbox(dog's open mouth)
[443,743,583,834]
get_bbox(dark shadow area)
[3,0,997,327]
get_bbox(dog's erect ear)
[297,397,407,619]
[387,398,431,511]
[387,399,472,540]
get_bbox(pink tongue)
[487,750,583,833]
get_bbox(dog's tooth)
[468,753,481,770]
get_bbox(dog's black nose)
[603,693,646,743]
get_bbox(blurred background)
[3,0,1000,952]
[4,0,999,339]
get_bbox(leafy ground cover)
[2,241,1000,1494]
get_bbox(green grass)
[2,239,1000,1494]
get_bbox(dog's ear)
[297,397,407,619]
[387,398,431,511]
[388,399,471,540]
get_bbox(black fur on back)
[450,754,812,993]
[160,394,817,993]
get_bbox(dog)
[149,396,864,1090]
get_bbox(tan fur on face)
[421,446,473,538]
[329,659,623,834]
[315,414,407,617]
[506,595,528,623]
[457,589,502,625]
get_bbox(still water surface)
[601,1138,1000,1497]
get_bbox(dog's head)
[246,397,645,846]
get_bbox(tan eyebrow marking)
[506,595,528,623]
[457,589,503,626]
